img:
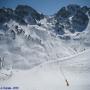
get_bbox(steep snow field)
[0,15,90,69]
[0,49,90,90]
[0,20,77,69]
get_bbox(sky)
[0,0,90,15]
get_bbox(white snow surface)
[0,18,90,90]
[0,20,77,69]
[0,49,90,90]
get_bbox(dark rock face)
[15,5,44,24]
[72,10,89,32]
[81,6,89,13]
[15,5,31,18]
[0,8,14,23]
[88,9,90,16]
[54,4,89,35]
[56,7,71,19]
[15,5,44,20]
[54,22,65,35]
[0,5,44,25]
[67,4,80,15]
[55,4,81,20]
[55,27,65,35]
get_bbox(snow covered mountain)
[0,4,90,69]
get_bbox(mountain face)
[54,4,89,35]
[0,4,90,69]
[0,5,44,25]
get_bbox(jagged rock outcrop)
[0,5,44,25]
[54,4,89,35]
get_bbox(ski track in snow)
[28,48,90,70]
[0,48,90,90]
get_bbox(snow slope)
[61,18,90,52]
[0,20,77,69]
[0,12,90,69]
[0,49,90,90]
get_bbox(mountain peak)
[0,5,44,25]
[54,4,89,35]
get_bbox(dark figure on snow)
[0,57,4,69]
[65,79,69,86]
